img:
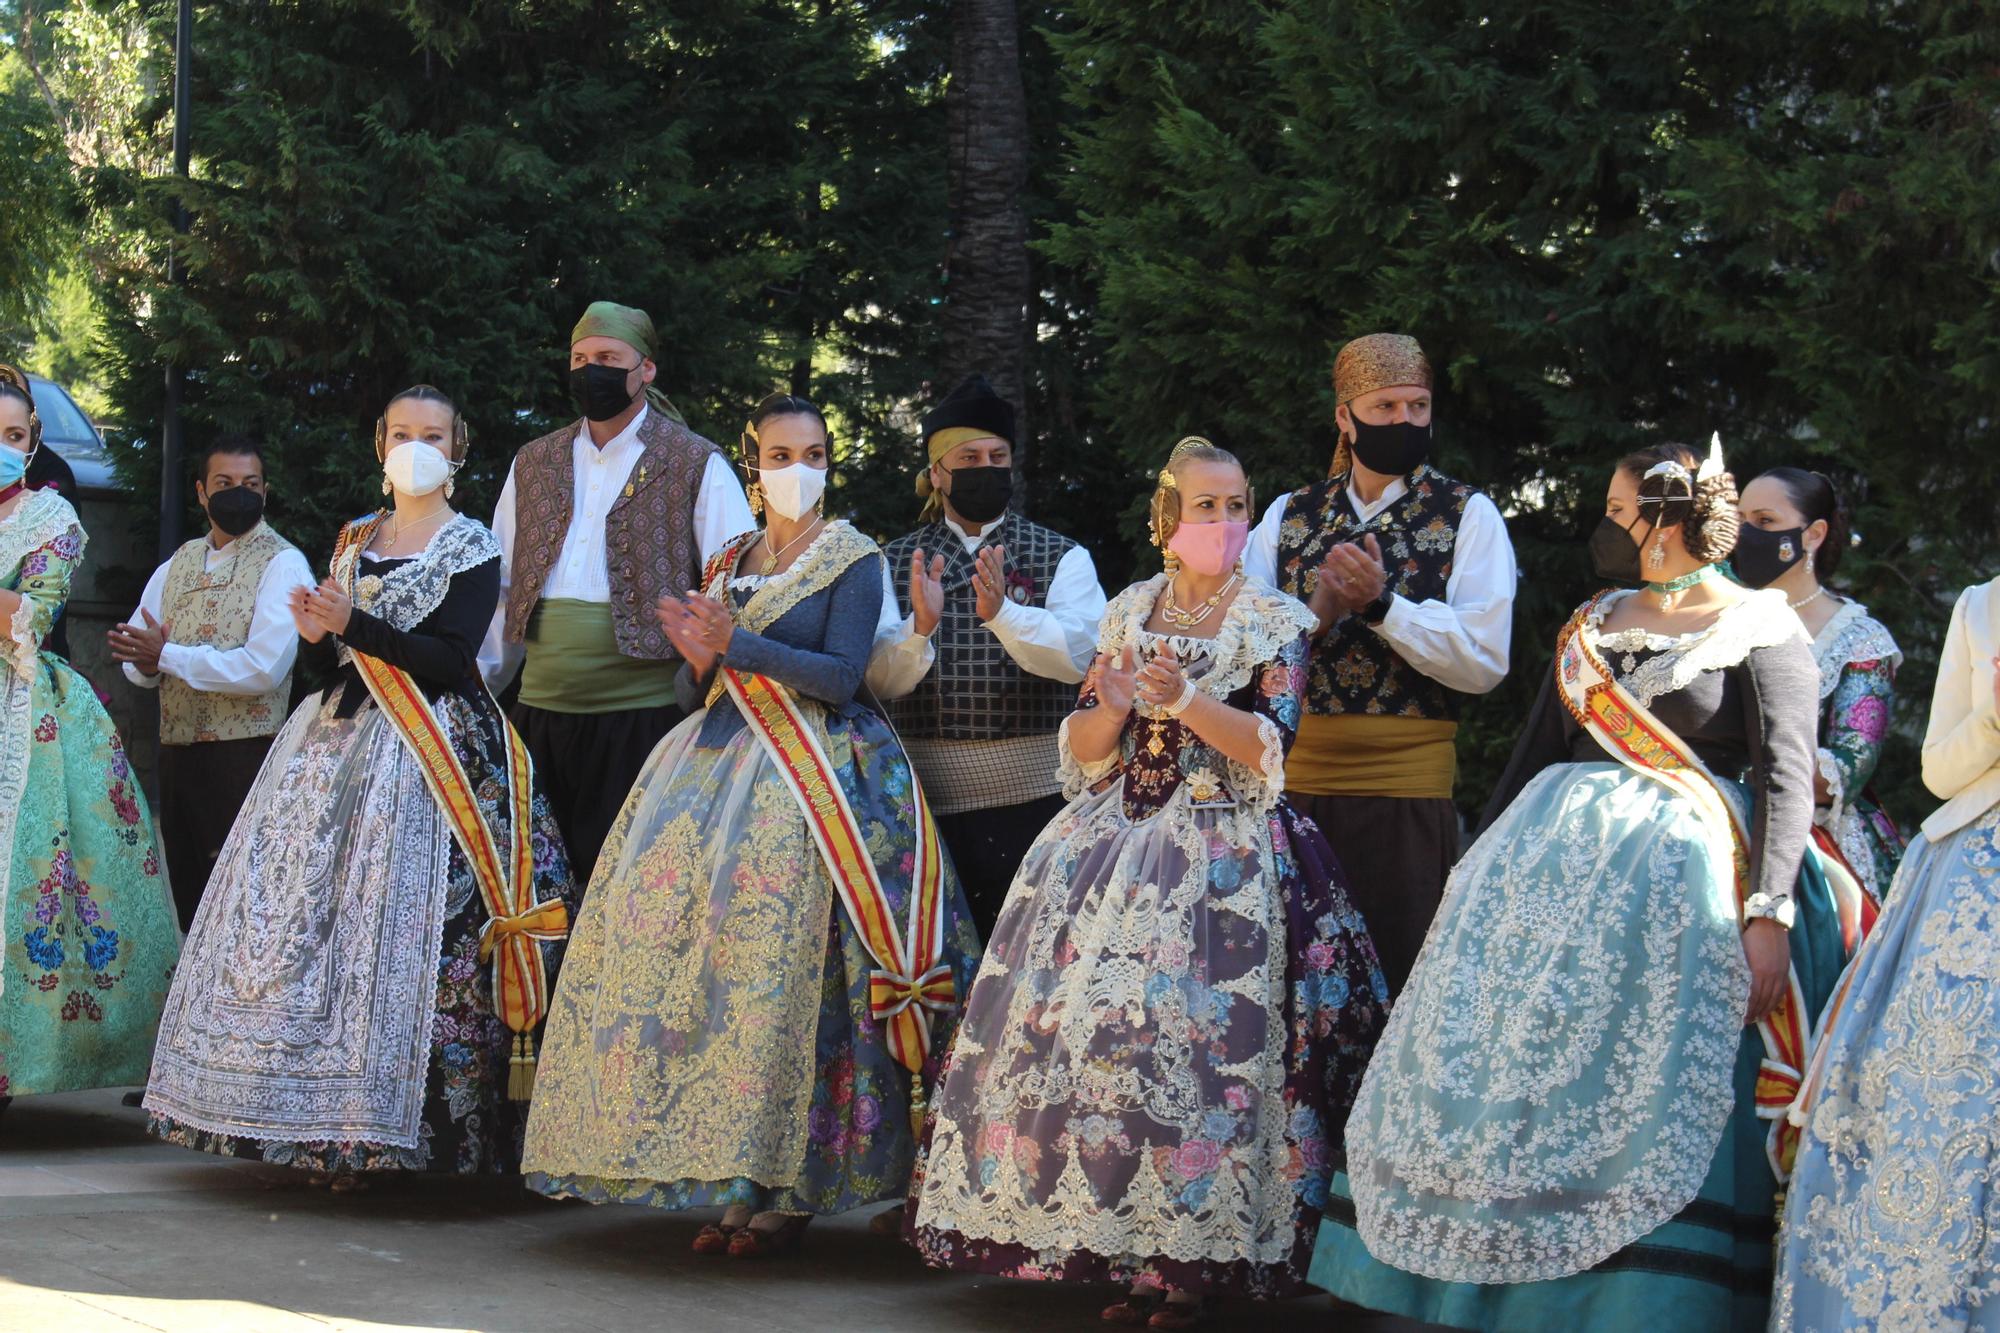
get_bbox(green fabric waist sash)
[518,599,679,714]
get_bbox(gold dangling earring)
[747,481,764,519]
[444,479,456,501]
[1164,549,1182,576]
[381,476,393,497]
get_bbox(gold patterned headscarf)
[1329,333,1432,476]
[1332,333,1433,405]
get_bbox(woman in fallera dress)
[1735,467,1905,920]
[522,393,980,1258]
[0,364,178,1114]
[1771,573,2000,1332]
[145,387,576,1186]
[909,437,1388,1330]
[1309,438,1847,1332]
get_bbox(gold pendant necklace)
[1162,572,1239,629]
[759,517,822,575]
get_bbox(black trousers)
[1291,793,1460,1000]
[512,701,684,893]
[158,736,274,930]
[934,792,1070,942]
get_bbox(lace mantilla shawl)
[1587,586,1806,708]
[1811,600,1901,702]
[1097,575,1317,706]
[1073,575,1316,812]
[703,520,879,637]
[334,513,501,632]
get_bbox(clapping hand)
[107,609,169,675]
[287,578,352,642]
[1136,642,1189,712]
[1090,644,1139,716]
[910,549,946,637]
[1310,534,1388,624]
[973,544,1008,623]
[657,590,735,675]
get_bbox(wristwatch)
[1360,589,1395,626]
[1742,892,1796,930]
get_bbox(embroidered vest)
[158,523,298,746]
[883,513,1081,742]
[1275,464,1476,720]
[501,412,720,660]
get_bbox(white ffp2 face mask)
[757,462,828,521]
[384,440,454,497]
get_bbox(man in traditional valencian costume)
[111,434,311,928]
[869,375,1106,935]
[480,301,754,885]
[1244,333,1516,994]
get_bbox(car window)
[26,378,97,445]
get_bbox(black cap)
[920,374,1015,447]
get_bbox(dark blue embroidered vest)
[1274,464,1476,720]
[883,512,1080,742]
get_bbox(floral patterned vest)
[158,523,297,746]
[500,413,719,661]
[1274,464,1476,721]
[883,512,1079,742]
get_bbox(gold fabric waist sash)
[1286,714,1458,800]
[518,599,678,714]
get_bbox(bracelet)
[1160,678,1198,717]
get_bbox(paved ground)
[0,1089,1362,1333]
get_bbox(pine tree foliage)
[86,0,953,551]
[1044,0,2000,813]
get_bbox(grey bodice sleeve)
[685,555,884,710]
[1740,634,1822,918]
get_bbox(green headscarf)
[569,301,685,425]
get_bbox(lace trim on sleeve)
[1220,715,1287,813]
[1814,745,1844,829]
[0,492,83,673]
[1810,602,1903,702]
[1057,711,1121,800]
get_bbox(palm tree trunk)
[944,0,1031,456]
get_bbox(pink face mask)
[1168,519,1251,577]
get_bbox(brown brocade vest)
[1275,464,1477,721]
[500,411,720,660]
[158,522,298,746]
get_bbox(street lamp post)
[158,0,192,562]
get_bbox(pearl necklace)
[1789,586,1827,612]
[1162,571,1239,629]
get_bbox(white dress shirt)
[123,536,313,695]
[1243,476,1516,696]
[867,514,1106,700]
[479,406,755,688]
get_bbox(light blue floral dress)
[0,488,178,1100]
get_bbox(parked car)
[27,374,121,493]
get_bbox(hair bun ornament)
[1696,431,1726,484]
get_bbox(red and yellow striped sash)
[335,516,569,1099]
[722,667,953,1076]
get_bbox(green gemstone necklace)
[1644,561,1723,608]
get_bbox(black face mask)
[1589,513,1653,586]
[1347,414,1432,476]
[1731,523,1808,589]
[569,363,641,423]
[205,485,265,537]
[944,464,1013,524]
